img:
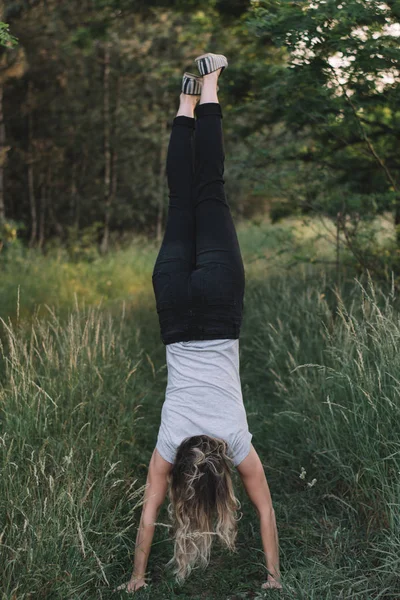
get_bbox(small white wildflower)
[63,448,74,466]
[299,467,306,480]
[307,478,317,488]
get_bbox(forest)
[0,0,399,263]
[1,1,400,599]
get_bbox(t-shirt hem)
[165,332,239,345]
[233,437,253,467]
[156,441,175,464]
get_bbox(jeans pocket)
[201,264,238,307]
[153,270,190,311]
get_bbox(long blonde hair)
[166,434,242,583]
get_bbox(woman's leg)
[152,94,197,314]
[192,73,245,312]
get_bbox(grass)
[0,219,399,599]
[0,216,340,323]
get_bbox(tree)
[247,0,400,266]
[3,0,271,247]
[0,4,22,234]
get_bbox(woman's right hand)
[113,578,148,594]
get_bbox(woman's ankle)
[176,93,199,118]
[199,71,220,105]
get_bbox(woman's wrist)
[130,573,146,581]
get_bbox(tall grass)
[0,304,160,597]
[1,221,399,597]
[0,217,336,323]
[0,241,157,321]
[242,271,400,598]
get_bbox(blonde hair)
[165,435,242,583]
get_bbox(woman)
[117,53,282,595]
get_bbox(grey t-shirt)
[156,338,253,467]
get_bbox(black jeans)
[152,102,245,345]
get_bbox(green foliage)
[3,0,400,273]
[0,21,18,46]
[0,240,157,322]
[270,200,298,223]
[0,219,20,253]
[63,222,104,262]
[245,0,400,263]
[3,1,264,248]
[0,219,17,242]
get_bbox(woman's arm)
[125,449,173,591]
[236,445,282,588]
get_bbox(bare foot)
[113,579,148,594]
[261,576,283,590]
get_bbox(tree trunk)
[70,161,77,226]
[157,121,168,242]
[46,167,62,238]
[76,147,88,229]
[38,182,46,248]
[156,92,168,242]
[28,81,37,247]
[395,196,400,247]
[100,41,112,254]
[0,84,6,223]
[110,75,120,236]
[49,195,63,238]
[0,0,3,222]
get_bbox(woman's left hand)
[261,575,283,590]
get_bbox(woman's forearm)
[130,507,159,582]
[259,509,281,580]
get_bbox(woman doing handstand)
[117,53,282,595]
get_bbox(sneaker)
[195,53,228,76]
[182,72,203,95]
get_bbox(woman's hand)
[113,578,148,594]
[261,574,283,590]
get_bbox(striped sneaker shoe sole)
[195,53,228,76]
[182,72,203,95]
